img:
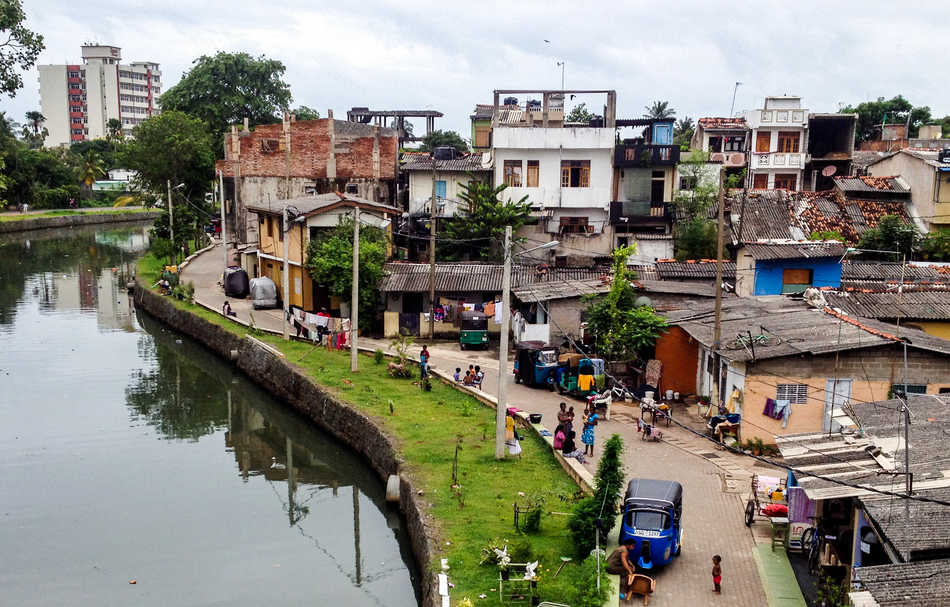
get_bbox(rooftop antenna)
[730,82,742,117]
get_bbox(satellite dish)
[822,165,837,177]
[634,296,652,308]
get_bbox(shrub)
[569,556,612,607]
[373,349,384,365]
[568,435,624,557]
[508,536,533,563]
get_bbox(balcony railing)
[614,144,680,168]
[709,151,747,167]
[609,200,672,225]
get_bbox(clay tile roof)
[833,175,909,193]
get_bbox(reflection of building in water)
[96,267,134,332]
[95,229,150,254]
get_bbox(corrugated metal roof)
[470,104,494,120]
[378,263,606,293]
[400,153,491,172]
[634,280,717,297]
[903,148,950,168]
[854,560,950,606]
[655,261,736,280]
[825,290,950,320]
[246,192,400,217]
[664,295,950,362]
[841,262,950,282]
[742,241,848,260]
[512,277,610,302]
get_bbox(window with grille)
[890,384,927,398]
[559,216,589,234]
[560,160,590,187]
[777,132,800,153]
[777,384,808,405]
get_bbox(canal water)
[0,223,419,606]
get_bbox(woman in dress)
[581,405,598,457]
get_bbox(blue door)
[435,180,446,199]
[652,123,673,145]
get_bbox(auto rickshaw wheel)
[744,500,755,526]
[460,343,466,351]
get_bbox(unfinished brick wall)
[654,326,699,395]
[216,119,397,181]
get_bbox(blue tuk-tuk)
[619,479,684,570]
[513,342,559,390]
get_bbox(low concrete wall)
[0,211,159,234]
[133,284,439,606]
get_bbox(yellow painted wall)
[258,253,310,309]
[258,215,304,264]
[914,321,950,340]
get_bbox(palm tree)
[77,152,107,200]
[644,101,675,120]
[25,110,44,135]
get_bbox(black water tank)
[504,96,518,106]
[433,146,457,161]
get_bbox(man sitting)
[606,537,637,599]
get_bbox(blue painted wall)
[753,258,842,295]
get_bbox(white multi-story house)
[38,44,162,147]
[744,96,808,190]
[488,89,678,263]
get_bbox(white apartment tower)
[38,44,161,147]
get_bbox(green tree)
[940,115,950,139]
[566,102,594,123]
[673,116,694,147]
[291,105,320,120]
[568,434,625,558]
[418,129,469,154]
[122,111,216,255]
[857,214,921,259]
[75,151,106,199]
[439,180,531,261]
[24,110,43,135]
[0,0,44,96]
[20,109,46,148]
[160,52,292,137]
[809,230,844,242]
[643,100,675,120]
[584,247,668,361]
[673,150,717,221]
[921,229,950,261]
[70,138,122,169]
[304,217,386,332]
[842,95,932,142]
[674,219,718,260]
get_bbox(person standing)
[712,554,722,594]
[419,345,430,379]
[557,403,572,434]
[581,405,598,457]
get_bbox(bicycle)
[609,380,634,402]
[800,516,836,575]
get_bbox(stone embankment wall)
[0,211,159,234]
[133,285,438,606]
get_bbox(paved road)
[181,243,776,606]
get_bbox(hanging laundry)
[763,398,776,418]
[774,400,791,427]
[483,301,495,317]
[434,304,445,322]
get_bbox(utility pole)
[428,159,438,339]
[218,170,227,268]
[557,61,565,91]
[351,206,360,373]
[282,206,290,341]
[167,179,174,266]
[730,82,743,117]
[711,168,726,409]
[495,226,512,460]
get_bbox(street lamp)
[495,228,560,459]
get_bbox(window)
[503,160,522,187]
[752,173,768,189]
[474,125,490,148]
[724,136,744,152]
[777,384,808,405]
[782,268,813,293]
[560,160,590,187]
[777,132,800,153]
[708,136,723,153]
[559,216,589,234]
[617,236,630,248]
[755,131,771,153]
[891,384,927,398]
[774,174,797,190]
[526,160,539,187]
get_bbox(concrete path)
[180,243,782,606]
[0,206,149,217]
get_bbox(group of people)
[453,364,484,387]
[552,402,598,463]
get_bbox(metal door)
[824,378,852,432]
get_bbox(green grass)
[0,207,152,223]
[135,255,592,602]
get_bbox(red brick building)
[216,114,398,244]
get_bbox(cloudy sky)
[5,0,950,137]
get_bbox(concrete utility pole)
[282,206,290,341]
[496,226,513,459]
[428,160,438,339]
[167,179,174,265]
[351,206,360,373]
[711,168,726,409]
[218,170,227,268]
[730,82,743,117]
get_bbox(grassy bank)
[136,253,595,603]
[0,207,152,223]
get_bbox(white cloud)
[4,0,949,135]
